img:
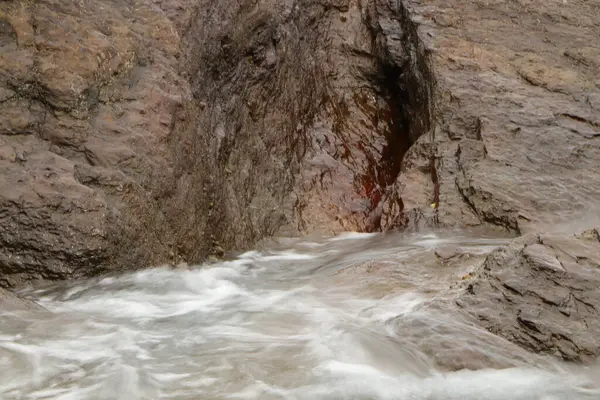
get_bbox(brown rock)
[380,0,600,235]
[0,0,190,286]
[2,0,600,290]
[2,0,434,286]
[455,230,600,363]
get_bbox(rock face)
[385,0,600,234]
[1,0,600,287]
[456,229,600,363]
[0,0,435,285]
[0,0,193,286]
[179,0,434,254]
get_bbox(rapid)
[1,232,599,399]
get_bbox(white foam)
[238,250,262,259]
[297,241,327,248]
[358,292,426,322]
[2,233,598,400]
[328,232,378,242]
[149,372,191,383]
[423,367,600,399]
[27,387,72,399]
[258,251,316,261]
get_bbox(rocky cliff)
[0,0,193,286]
[389,0,600,236]
[1,0,599,293]
[0,0,433,285]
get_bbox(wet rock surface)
[455,229,600,363]
[178,0,434,253]
[1,0,435,284]
[0,0,193,285]
[0,287,44,311]
[387,0,600,234]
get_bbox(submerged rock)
[0,287,45,311]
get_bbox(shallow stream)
[1,232,599,399]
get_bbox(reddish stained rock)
[179,0,434,252]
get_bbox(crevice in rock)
[359,61,414,230]
[430,152,440,222]
[164,0,440,261]
[364,0,436,231]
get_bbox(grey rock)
[0,288,45,311]
[455,229,600,363]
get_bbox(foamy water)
[1,232,598,399]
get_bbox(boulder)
[456,229,600,363]
[0,0,192,285]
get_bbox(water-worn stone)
[0,287,45,311]
[455,229,600,363]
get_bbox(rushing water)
[1,232,599,399]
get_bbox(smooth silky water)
[1,232,599,399]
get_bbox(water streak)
[1,232,598,399]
